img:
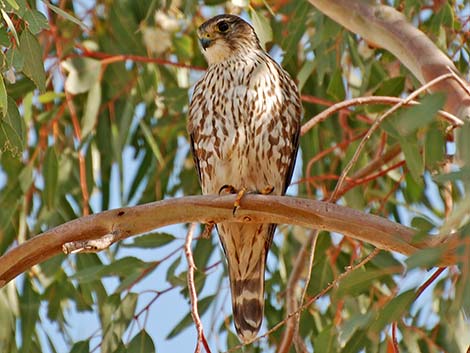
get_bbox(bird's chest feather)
[189,57,294,193]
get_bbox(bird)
[187,14,302,343]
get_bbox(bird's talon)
[219,184,237,195]
[260,185,275,195]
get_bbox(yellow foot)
[233,187,247,215]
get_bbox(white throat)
[203,40,233,66]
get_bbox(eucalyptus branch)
[0,195,459,287]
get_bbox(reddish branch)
[76,45,206,71]
[184,224,212,353]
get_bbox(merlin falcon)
[188,14,302,342]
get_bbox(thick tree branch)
[308,0,470,121]
[0,195,459,287]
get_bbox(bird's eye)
[217,21,229,32]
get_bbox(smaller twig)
[391,322,399,353]
[415,267,446,299]
[301,95,463,136]
[185,223,211,353]
[447,66,470,97]
[277,231,318,353]
[330,73,456,201]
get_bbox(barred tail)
[217,223,275,343]
[230,262,265,343]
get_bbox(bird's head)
[197,14,261,66]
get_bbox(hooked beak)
[197,27,213,50]
[199,37,212,50]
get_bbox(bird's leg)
[232,185,274,215]
[202,221,215,239]
[232,187,247,215]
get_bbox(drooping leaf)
[249,8,273,49]
[19,29,46,92]
[24,9,49,34]
[123,232,176,248]
[127,330,156,353]
[42,1,88,29]
[43,147,59,209]
[166,295,215,339]
[81,81,102,138]
[400,136,424,182]
[405,248,445,269]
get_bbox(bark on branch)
[0,195,459,287]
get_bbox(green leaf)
[123,232,176,248]
[62,58,101,94]
[42,1,88,30]
[368,77,405,113]
[6,47,25,71]
[127,330,156,353]
[374,76,405,96]
[24,9,49,35]
[327,69,346,101]
[173,35,194,60]
[405,247,444,269]
[337,267,401,297]
[391,93,446,136]
[81,82,101,138]
[19,29,46,92]
[424,124,445,169]
[308,236,334,296]
[433,167,470,184]
[297,59,315,91]
[339,311,374,344]
[69,341,90,353]
[400,136,423,182]
[1,9,19,46]
[370,290,416,333]
[313,325,339,353]
[0,27,10,47]
[456,123,470,168]
[5,0,19,10]
[0,97,25,155]
[139,120,164,165]
[38,91,65,104]
[0,76,7,115]
[166,295,215,339]
[20,276,41,353]
[249,8,273,49]
[74,257,151,283]
[44,147,59,209]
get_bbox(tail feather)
[232,275,265,343]
[217,223,275,343]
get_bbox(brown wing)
[189,132,203,185]
[281,121,301,195]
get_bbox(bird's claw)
[222,185,274,216]
[219,184,238,195]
